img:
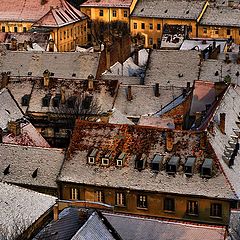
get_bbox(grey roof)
[113,84,184,117]
[229,210,240,240]
[199,59,240,85]
[131,0,206,20]
[144,50,200,88]
[0,51,101,79]
[200,6,240,27]
[59,120,236,200]
[103,212,227,240]
[71,212,116,240]
[209,86,240,198]
[33,207,87,240]
[0,143,65,188]
[0,88,23,130]
[0,182,56,240]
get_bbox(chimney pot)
[8,121,21,136]
[220,113,226,134]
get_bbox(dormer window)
[116,152,126,167]
[201,158,213,178]
[135,154,146,171]
[102,158,109,166]
[88,148,98,164]
[52,94,61,108]
[184,157,196,176]
[42,94,51,107]
[151,154,163,172]
[166,156,180,174]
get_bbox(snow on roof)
[209,86,240,198]
[113,85,183,117]
[0,182,56,240]
[71,212,116,240]
[144,50,200,87]
[103,212,227,240]
[138,48,149,67]
[59,120,236,199]
[0,143,64,188]
[0,88,23,130]
[180,39,226,52]
[109,108,134,125]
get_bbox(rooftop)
[58,120,236,200]
[0,143,64,189]
[0,182,56,240]
[144,50,200,87]
[131,0,206,20]
[200,6,240,27]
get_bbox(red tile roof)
[81,0,133,8]
[0,0,84,24]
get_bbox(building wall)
[198,25,240,44]
[60,182,231,225]
[52,19,88,52]
[80,7,130,23]
[130,17,197,48]
[0,21,32,33]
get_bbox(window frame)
[99,9,104,17]
[157,23,161,31]
[101,158,109,166]
[187,200,198,216]
[141,23,145,30]
[70,188,79,200]
[133,22,137,29]
[124,10,128,18]
[115,192,126,206]
[149,23,153,30]
[88,156,95,164]
[112,10,117,17]
[95,190,104,203]
[210,203,222,218]
[164,197,175,212]
[137,195,148,209]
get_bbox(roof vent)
[164,9,168,13]
[3,164,10,175]
[32,168,38,178]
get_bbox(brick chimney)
[219,113,226,134]
[105,43,111,70]
[174,115,183,130]
[43,69,50,88]
[1,72,10,89]
[155,83,160,97]
[11,38,17,51]
[127,86,133,101]
[53,204,59,221]
[100,111,112,123]
[166,131,174,152]
[8,121,21,136]
[87,74,94,91]
[133,47,139,65]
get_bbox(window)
[137,195,147,208]
[141,23,145,29]
[70,188,79,200]
[116,159,123,166]
[203,27,207,34]
[134,22,137,29]
[116,192,126,206]
[112,10,117,17]
[149,23,153,30]
[149,38,153,45]
[157,24,161,30]
[101,158,109,166]
[88,157,95,164]
[215,28,219,35]
[164,197,175,212]
[187,201,198,215]
[95,190,104,202]
[210,203,222,217]
[14,26,18,32]
[23,27,27,33]
[124,10,128,17]
[99,9,104,16]
[1,26,5,32]
[227,29,231,35]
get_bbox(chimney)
[174,115,183,130]
[28,38,33,49]
[0,127,2,143]
[225,53,231,64]
[53,204,59,221]
[105,43,111,70]
[24,40,28,51]
[11,38,17,51]
[133,47,139,65]
[213,40,216,49]
[49,39,54,52]
[60,87,65,104]
[220,113,226,134]
[43,69,50,88]
[155,83,160,97]
[186,82,191,92]
[18,43,24,51]
[8,121,21,136]
[100,111,112,123]
[1,72,10,89]
[127,86,133,101]
[87,74,94,91]
[166,131,174,152]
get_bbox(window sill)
[186,213,199,217]
[210,216,222,219]
[137,207,148,211]
[164,210,175,214]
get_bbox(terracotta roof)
[81,0,133,8]
[0,0,84,24]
